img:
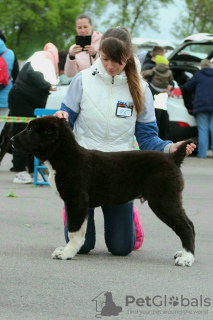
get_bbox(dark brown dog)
[11,115,195,266]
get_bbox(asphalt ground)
[0,152,213,320]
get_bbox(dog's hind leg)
[148,196,195,267]
[173,215,195,266]
[52,196,88,260]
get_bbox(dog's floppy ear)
[36,116,69,140]
[43,126,57,136]
[42,119,63,137]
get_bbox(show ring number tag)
[116,101,134,118]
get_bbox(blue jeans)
[196,112,213,157]
[64,201,136,256]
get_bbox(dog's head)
[11,115,68,161]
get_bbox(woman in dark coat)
[9,43,59,183]
[182,59,213,158]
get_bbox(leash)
[0,116,35,123]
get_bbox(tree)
[0,0,172,59]
[0,0,81,59]
[99,0,172,36]
[171,0,213,40]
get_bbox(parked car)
[138,33,213,143]
[132,37,176,52]
[166,33,213,142]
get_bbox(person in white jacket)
[55,27,196,256]
[64,13,102,78]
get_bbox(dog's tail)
[171,139,195,167]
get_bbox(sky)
[141,0,187,45]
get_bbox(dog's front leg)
[52,220,87,260]
[52,197,88,260]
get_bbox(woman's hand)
[170,141,196,156]
[84,45,96,56]
[54,111,69,121]
[69,45,82,57]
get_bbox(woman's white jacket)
[73,58,147,152]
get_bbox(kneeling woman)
[55,27,195,256]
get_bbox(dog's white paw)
[51,221,87,260]
[52,246,65,253]
[51,244,76,260]
[174,249,195,267]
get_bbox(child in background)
[142,55,174,97]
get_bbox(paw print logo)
[169,296,179,307]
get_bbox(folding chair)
[33,108,58,185]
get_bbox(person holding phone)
[64,13,102,78]
[55,27,196,256]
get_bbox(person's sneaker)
[133,205,144,251]
[13,171,33,184]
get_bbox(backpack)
[0,49,9,90]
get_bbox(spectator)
[54,27,195,257]
[141,45,165,72]
[64,13,102,77]
[142,55,174,97]
[142,48,173,140]
[9,43,59,183]
[0,29,19,136]
[58,50,72,85]
[182,59,213,158]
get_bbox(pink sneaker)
[133,205,144,250]
[62,206,66,227]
